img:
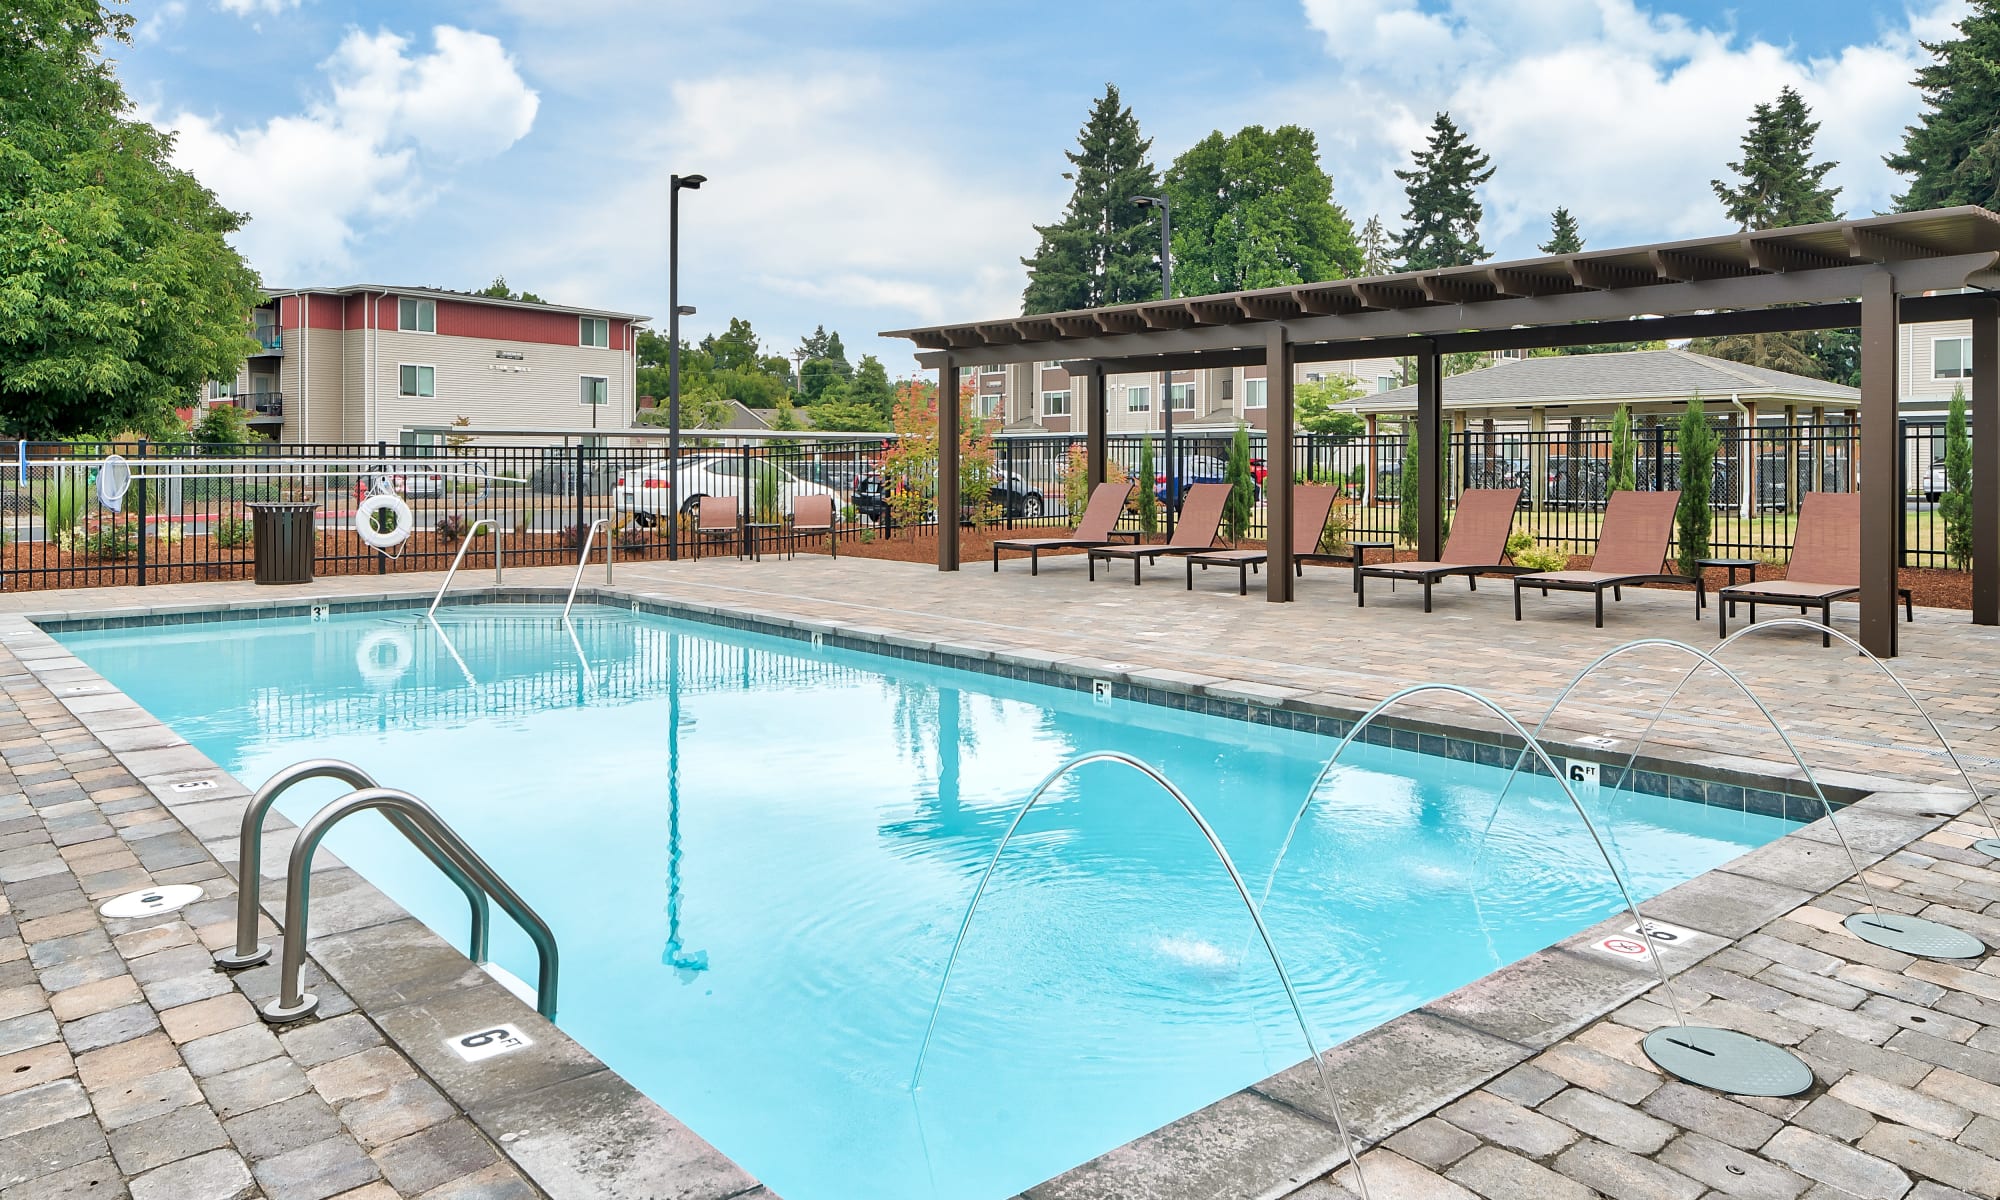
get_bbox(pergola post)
[938,355,961,572]
[1416,341,1444,561]
[1974,299,1999,625]
[1265,324,1295,603]
[1859,271,1898,657]
[1084,362,1108,488]
[1364,414,1379,505]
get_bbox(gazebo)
[885,207,2000,657]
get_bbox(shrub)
[1609,405,1636,493]
[1674,394,1717,578]
[1942,384,1973,569]
[1223,422,1255,542]
[1505,529,1536,558]
[434,514,469,543]
[1136,436,1158,535]
[32,472,90,545]
[1317,508,1352,556]
[213,514,253,549]
[83,521,137,561]
[557,523,585,549]
[192,404,254,445]
[1514,544,1570,572]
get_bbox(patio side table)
[1346,539,1395,593]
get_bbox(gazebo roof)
[885,207,2000,367]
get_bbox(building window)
[977,393,1000,419]
[1126,384,1150,412]
[1169,382,1195,411]
[1244,379,1267,409]
[1934,336,1973,379]
[398,364,435,398]
[1377,375,1396,392]
[580,317,610,348]
[1042,390,1071,417]
[397,298,435,334]
[580,375,609,406]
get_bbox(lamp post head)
[673,174,707,190]
[676,305,696,316]
[1134,195,1165,210]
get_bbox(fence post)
[740,441,752,557]
[1896,418,1909,568]
[574,443,586,556]
[377,440,389,575]
[1651,425,1665,492]
[134,439,148,587]
[1003,439,1014,530]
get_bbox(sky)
[115,0,1972,373]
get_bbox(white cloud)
[511,68,1037,352]
[216,0,300,15]
[1293,0,1969,254]
[155,25,539,282]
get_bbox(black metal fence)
[0,420,1962,592]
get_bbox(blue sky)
[119,1,1969,372]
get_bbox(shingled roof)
[1354,348,1858,414]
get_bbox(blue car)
[1155,455,1234,507]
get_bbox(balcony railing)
[250,329,283,354]
[229,393,284,418]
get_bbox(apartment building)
[1901,318,1980,418]
[209,286,649,444]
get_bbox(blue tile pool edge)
[9,587,1960,1200]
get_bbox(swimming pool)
[57,604,1795,1199]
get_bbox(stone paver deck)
[1,552,1998,1200]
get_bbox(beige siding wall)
[1900,319,1974,414]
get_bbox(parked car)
[1156,455,1234,507]
[611,455,839,526]
[353,465,443,502]
[988,472,1046,519]
[1925,461,1948,504]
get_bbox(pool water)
[57,606,1794,1200]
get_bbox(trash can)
[249,502,317,585]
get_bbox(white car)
[612,455,840,525]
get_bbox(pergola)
[885,206,2000,657]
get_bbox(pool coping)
[3,583,1973,1200]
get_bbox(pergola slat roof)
[883,208,2000,357]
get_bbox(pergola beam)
[1974,299,1999,625]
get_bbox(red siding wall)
[278,293,631,347]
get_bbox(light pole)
[668,172,706,560]
[1135,194,1174,536]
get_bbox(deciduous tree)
[1163,124,1362,295]
[1295,376,1366,439]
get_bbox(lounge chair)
[1355,488,1529,612]
[692,494,739,560]
[1086,483,1232,585]
[1183,484,1340,596]
[1717,491,1912,645]
[789,494,836,559]
[1512,491,1701,626]
[991,481,1134,574]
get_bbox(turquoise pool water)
[57,605,1793,1200]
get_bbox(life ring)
[355,627,414,687]
[355,492,413,550]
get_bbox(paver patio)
[0,550,1996,1199]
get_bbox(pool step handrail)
[259,785,559,1024]
[427,519,505,618]
[216,760,491,972]
[561,518,613,620]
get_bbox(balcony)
[250,328,283,356]
[230,393,284,421]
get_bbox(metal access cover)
[1845,912,1987,959]
[100,884,203,919]
[1642,1026,1814,1097]
[1973,838,2000,860]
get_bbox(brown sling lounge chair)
[692,495,740,560]
[1512,491,1700,626]
[1086,483,1231,585]
[1183,484,1339,595]
[1356,487,1528,612]
[991,481,1134,574]
[789,494,836,559]
[1717,491,1912,645]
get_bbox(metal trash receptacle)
[249,502,317,585]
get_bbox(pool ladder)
[216,760,559,1024]
[428,519,505,618]
[562,518,614,620]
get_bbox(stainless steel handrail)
[261,786,559,1023]
[561,517,613,620]
[215,760,489,972]
[428,519,504,617]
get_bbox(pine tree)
[1539,208,1584,255]
[1675,395,1717,578]
[1358,215,1394,275]
[1713,87,1841,230]
[1942,384,1974,568]
[1222,422,1254,541]
[1393,112,1495,271]
[1135,435,1159,535]
[1888,2,2000,211]
[1021,84,1162,313]
[1609,405,1636,493]
[1163,124,1362,295]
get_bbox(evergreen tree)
[1674,395,1717,578]
[1942,384,1974,568]
[1712,87,1841,230]
[475,276,545,304]
[846,354,895,423]
[1358,215,1394,275]
[1393,112,1495,270]
[1135,435,1158,535]
[1888,2,2000,212]
[1162,124,1362,295]
[1021,84,1162,313]
[1398,423,1422,546]
[1,0,264,438]
[1222,422,1254,541]
[1539,208,1584,254]
[1609,405,1636,493]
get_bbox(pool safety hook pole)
[1266,684,1816,1098]
[911,751,1373,1200]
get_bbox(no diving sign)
[1591,919,1697,960]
